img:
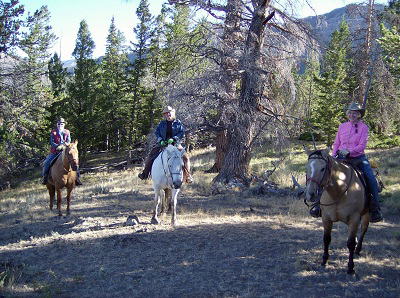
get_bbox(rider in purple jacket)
[41,118,83,186]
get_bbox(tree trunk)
[359,0,374,106]
[205,129,228,173]
[207,0,242,173]
[213,1,273,184]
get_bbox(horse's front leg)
[171,189,180,226]
[321,219,332,266]
[151,187,161,224]
[47,184,55,210]
[346,220,360,274]
[56,187,63,217]
[66,188,72,215]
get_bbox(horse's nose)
[173,181,182,189]
[306,191,316,202]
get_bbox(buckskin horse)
[304,148,370,274]
[151,144,184,226]
[46,140,79,217]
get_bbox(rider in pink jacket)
[310,102,383,222]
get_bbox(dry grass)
[0,143,399,297]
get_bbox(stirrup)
[369,209,383,223]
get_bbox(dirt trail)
[0,184,399,297]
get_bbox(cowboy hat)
[162,106,175,114]
[57,117,66,124]
[347,102,365,118]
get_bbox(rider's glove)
[56,145,64,151]
[167,138,174,144]
[160,140,166,146]
[338,149,350,158]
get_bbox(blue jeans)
[43,153,57,177]
[338,154,380,211]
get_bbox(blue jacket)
[155,119,185,144]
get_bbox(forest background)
[0,0,399,187]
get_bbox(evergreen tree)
[48,52,69,120]
[128,0,154,143]
[17,5,56,154]
[160,4,192,76]
[99,16,129,151]
[376,1,400,134]
[313,19,353,145]
[0,0,24,55]
[67,19,99,155]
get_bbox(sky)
[18,0,389,60]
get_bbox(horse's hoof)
[172,220,179,227]
[151,217,159,225]
[346,269,356,275]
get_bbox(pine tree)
[313,19,353,145]
[99,16,129,151]
[67,19,99,155]
[48,52,69,121]
[18,5,57,153]
[128,0,154,143]
[0,0,25,54]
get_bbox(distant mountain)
[62,4,386,73]
[302,3,385,48]
[62,52,138,73]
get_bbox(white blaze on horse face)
[310,160,316,178]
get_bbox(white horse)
[151,144,184,226]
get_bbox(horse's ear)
[74,140,78,145]
[304,145,312,156]
[323,147,331,155]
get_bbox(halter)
[304,151,332,208]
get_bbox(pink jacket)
[332,120,368,157]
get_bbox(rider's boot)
[41,175,48,185]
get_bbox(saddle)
[48,152,62,179]
[342,158,384,208]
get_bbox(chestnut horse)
[304,148,370,274]
[46,140,79,216]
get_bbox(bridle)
[62,146,79,172]
[161,147,183,186]
[304,151,333,208]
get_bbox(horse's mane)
[308,150,326,159]
[61,146,66,161]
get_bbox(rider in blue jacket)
[138,106,193,183]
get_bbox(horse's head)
[305,147,331,203]
[65,140,79,171]
[165,144,184,189]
